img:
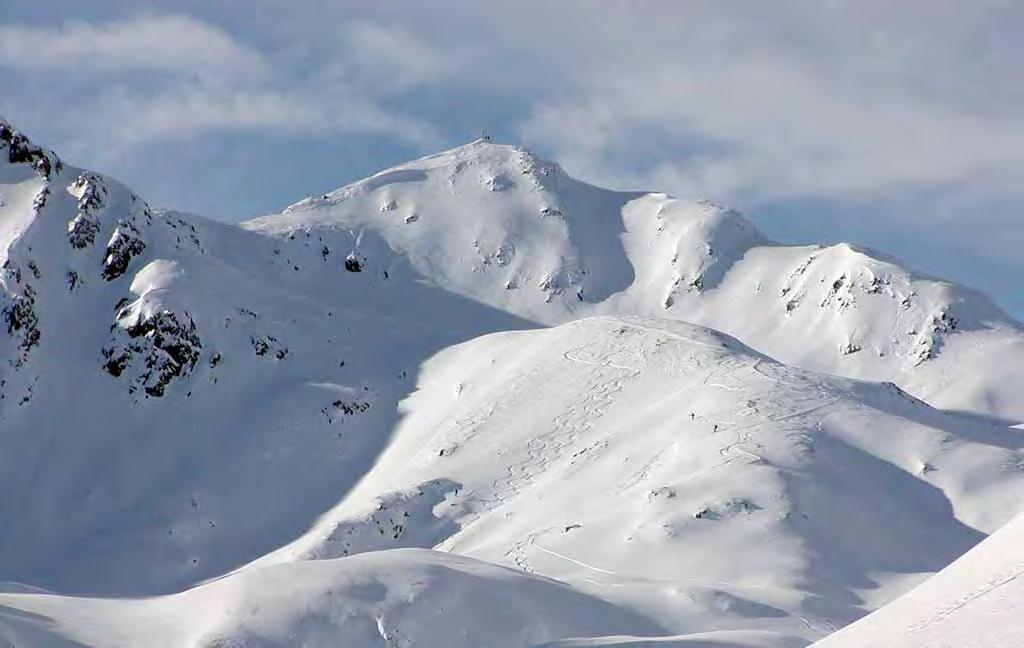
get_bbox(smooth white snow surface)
[0,549,668,648]
[1,120,1022,646]
[815,513,1024,647]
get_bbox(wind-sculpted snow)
[1,120,1023,646]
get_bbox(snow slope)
[247,139,1024,423]
[0,119,530,594]
[815,513,1024,647]
[246,316,1024,643]
[3,316,1018,646]
[0,549,667,648]
[2,119,1023,646]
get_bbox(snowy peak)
[252,138,644,321]
[283,138,567,213]
[248,137,1024,422]
[619,192,769,304]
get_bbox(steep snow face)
[0,122,530,595]
[247,141,1024,423]
[249,317,1024,644]
[815,513,1024,647]
[0,549,667,648]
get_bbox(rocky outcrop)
[66,174,106,249]
[912,306,960,366]
[102,305,202,397]
[1,262,41,368]
[0,119,62,178]
[102,221,146,281]
[344,253,363,273]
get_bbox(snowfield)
[816,513,1024,647]
[1,119,1022,646]
[0,549,669,648]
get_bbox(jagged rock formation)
[102,303,202,397]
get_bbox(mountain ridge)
[246,135,1024,423]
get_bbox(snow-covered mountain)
[248,139,1024,424]
[1,119,1022,647]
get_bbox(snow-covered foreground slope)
[0,549,669,648]
[247,139,1024,423]
[815,513,1024,647]
[2,119,1023,646]
[0,316,1020,646]
[246,316,1023,643]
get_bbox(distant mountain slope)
[246,139,1024,423]
[247,316,1024,643]
[815,513,1024,647]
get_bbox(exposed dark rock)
[252,337,270,356]
[66,174,107,249]
[332,399,371,416]
[68,214,101,249]
[251,334,288,360]
[0,120,62,178]
[71,174,105,210]
[102,306,202,397]
[3,284,40,365]
[344,254,363,273]
[102,222,146,280]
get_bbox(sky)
[2,1,1022,318]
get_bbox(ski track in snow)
[493,321,845,589]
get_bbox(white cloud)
[514,3,1024,204]
[0,14,446,154]
[74,84,441,159]
[338,21,460,92]
[0,14,266,79]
